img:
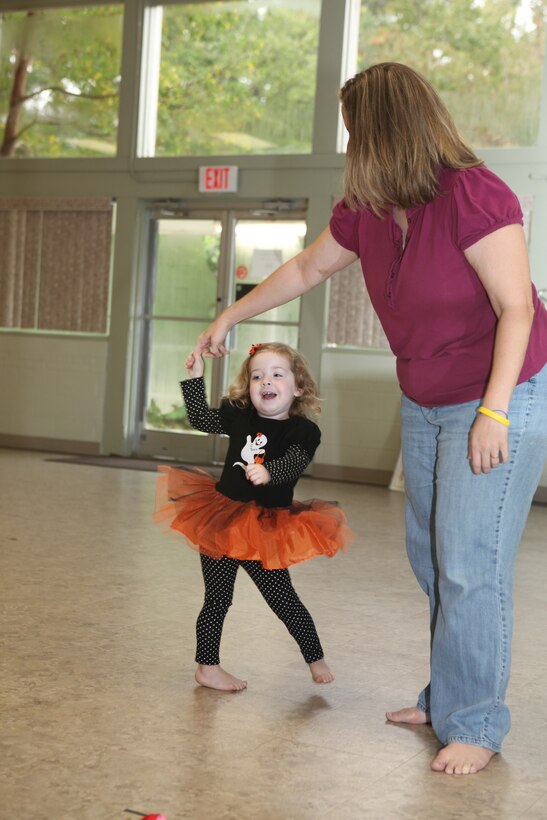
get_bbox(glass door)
[137,211,225,461]
[137,204,307,463]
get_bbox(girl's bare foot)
[309,659,335,684]
[431,742,496,775]
[195,664,247,692]
[385,706,431,724]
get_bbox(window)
[0,198,113,333]
[139,0,321,157]
[329,1,546,349]
[352,0,546,148]
[327,259,390,350]
[0,5,123,158]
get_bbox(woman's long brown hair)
[339,62,483,215]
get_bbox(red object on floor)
[142,815,166,820]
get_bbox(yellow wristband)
[477,406,510,427]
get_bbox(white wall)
[317,349,401,475]
[317,348,547,493]
[0,335,107,447]
[0,333,545,493]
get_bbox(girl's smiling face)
[248,350,302,420]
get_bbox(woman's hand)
[196,317,232,358]
[245,464,271,485]
[185,351,204,379]
[468,414,509,475]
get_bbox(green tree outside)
[0,6,122,157]
[155,3,320,155]
[0,1,544,154]
[358,0,546,147]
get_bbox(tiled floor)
[2,448,547,820]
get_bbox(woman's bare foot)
[385,706,431,724]
[431,742,496,775]
[309,659,335,684]
[195,664,247,692]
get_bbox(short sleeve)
[452,167,523,251]
[329,198,361,254]
[286,418,321,460]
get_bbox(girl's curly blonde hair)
[226,342,321,422]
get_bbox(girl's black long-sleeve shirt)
[181,377,320,508]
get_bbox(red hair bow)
[248,343,262,357]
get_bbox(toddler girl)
[154,342,353,691]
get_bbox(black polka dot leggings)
[196,554,324,665]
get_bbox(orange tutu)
[154,465,354,570]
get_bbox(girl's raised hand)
[185,351,204,379]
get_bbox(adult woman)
[194,63,547,774]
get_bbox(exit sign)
[199,166,239,193]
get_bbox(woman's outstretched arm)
[196,227,358,357]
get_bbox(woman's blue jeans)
[401,364,547,752]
